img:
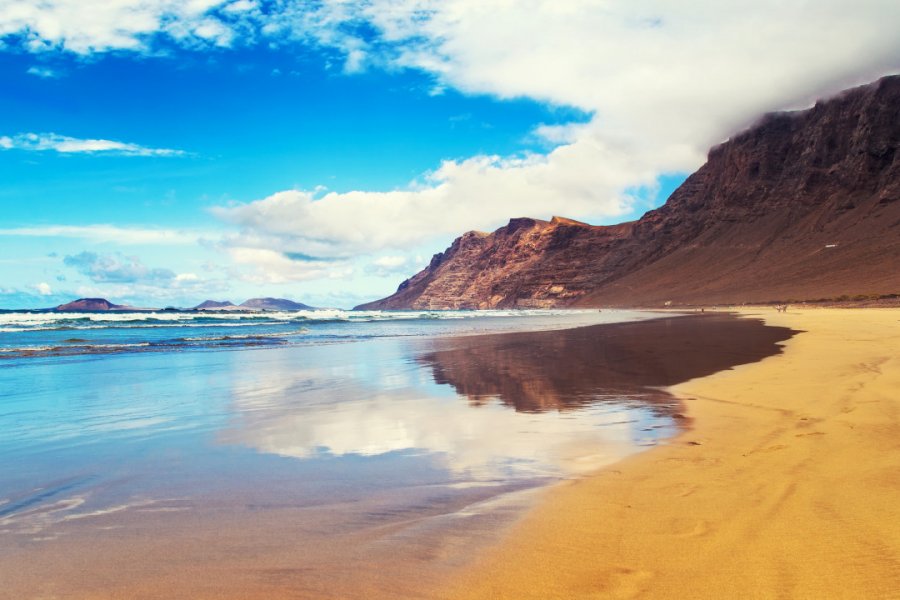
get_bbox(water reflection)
[225,314,795,481]
[222,328,684,480]
[417,314,793,413]
[0,313,797,599]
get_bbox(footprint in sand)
[662,517,711,538]
[747,444,788,456]
[663,483,699,498]
[596,567,655,599]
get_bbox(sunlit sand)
[451,308,900,599]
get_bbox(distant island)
[236,297,313,311]
[52,297,315,312]
[55,298,135,312]
[193,300,238,310]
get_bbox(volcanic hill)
[194,300,237,310]
[55,298,129,312]
[357,75,900,309]
[239,298,313,311]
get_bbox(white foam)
[0,308,599,332]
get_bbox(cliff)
[357,75,900,309]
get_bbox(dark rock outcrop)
[357,75,900,309]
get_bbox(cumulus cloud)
[208,0,900,262]
[33,282,52,295]
[63,251,176,283]
[0,0,237,54]
[213,146,643,257]
[0,133,184,156]
[225,246,353,284]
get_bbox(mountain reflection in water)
[417,314,795,413]
[225,314,795,481]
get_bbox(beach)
[451,308,900,599]
[0,310,796,599]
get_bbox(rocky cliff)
[357,75,900,309]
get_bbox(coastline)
[448,307,900,599]
[0,311,793,599]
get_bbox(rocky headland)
[358,75,900,309]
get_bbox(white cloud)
[226,246,353,284]
[362,1,900,152]
[213,146,643,257]
[63,251,176,283]
[206,0,900,262]
[0,224,203,245]
[26,65,59,78]
[0,0,234,54]
[34,282,52,295]
[0,132,185,156]
[372,255,407,269]
[365,255,415,278]
[223,0,257,15]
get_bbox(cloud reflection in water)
[223,325,681,480]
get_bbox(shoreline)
[448,307,900,599]
[0,311,794,599]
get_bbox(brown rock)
[356,75,900,310]
[55,298,126,312]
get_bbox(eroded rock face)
[357,76,900,309]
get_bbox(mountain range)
[357,75,900,309]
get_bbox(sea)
[1,307,653,359]
[0,308,681,597]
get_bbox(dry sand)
[449,308,900,599]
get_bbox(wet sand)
[0,313,796,599]
[450,308,900,599]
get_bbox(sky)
[1,1,899,309]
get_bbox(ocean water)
[0,309,682,597]
[0,308,647,359]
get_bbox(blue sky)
[1,1,898,309]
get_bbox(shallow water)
[0,311,790,598]
[0,308,638,359]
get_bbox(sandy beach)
[0,312,795,599]
[450,308,900,599]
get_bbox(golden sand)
[450,308,900,599]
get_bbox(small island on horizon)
[47,296,317,313]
